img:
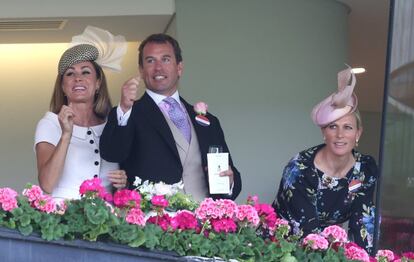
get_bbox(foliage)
[0,180,412,262]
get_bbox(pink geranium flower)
[79,177,111,201]
[211,218,237,233]
[1,199,18,212]
[376,249,395,261]
[273,218,290,231]
[151,195,169,208]
[302,233,329,250]
[171,210,199,231]
[195,198,216,220]
[33,194,57,214]
[344,242,370,262]
[113,189,141,208]
[79,177,102,194]
[0,187,18,211]
[236,204,260,226]
[220,199,238,218]
[22,185,43,202]
[401,252,414,260]
[247,195,259,205]
[125,207,146,226]
[195,198,237,221]
[254,203,277,229]
[103,192,113,202]
[147,213,171,231]
[322,225,348,243]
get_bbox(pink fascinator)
[311,67,358,127]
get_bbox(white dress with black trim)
[34,112,118,200]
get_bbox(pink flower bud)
[194,101,208,115]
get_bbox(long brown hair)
[49,61,112,119]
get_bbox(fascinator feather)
[311,66,358,127]
[58,26,127,74]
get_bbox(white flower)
[137,180,154,195]
[154,182,173,195]
[170,180,184,194]
[133,176,142,187]
[134,179,185,198]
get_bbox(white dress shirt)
[116,89,184,126]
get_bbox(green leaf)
[166,192,198,211]
[160,233,177,251]
[110,222,136,243]
[263,242,284,261]
[292,247,307,261]
[280,253,298,262]
[143,224,162,249]
[38,213,67,241]
[82,226,101,241]
[323,248,340,262]
[307,252,323,262]
[18,224,33,236]
[11,207,23,217]
[198,237,213,257]
[280,240,296,253]
[2,219,16,229]
[85,202,109,225]
[128,229,145,248]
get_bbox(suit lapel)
[141,93,180,161]
[181,97,209,158]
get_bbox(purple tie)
[163,97,191,143]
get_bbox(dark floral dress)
[273,144,377,253]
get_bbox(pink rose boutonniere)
[194,101,210,126]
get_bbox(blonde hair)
[49,62,112,120]
[353,109,362,130]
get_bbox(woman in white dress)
[34,26,128,200]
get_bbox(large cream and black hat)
[58,26,127,75]
[311,66,359,127]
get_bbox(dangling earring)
[355,139,359,147]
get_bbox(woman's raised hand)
[58,103,75,137]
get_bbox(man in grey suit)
[100,34,241,201]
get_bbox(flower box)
[2,180,413,262]
[0,226,191,262]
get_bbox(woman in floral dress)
[273,67,377,253]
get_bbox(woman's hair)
[353,109,363,130]
[49,61,112,120]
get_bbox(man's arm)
[100,107,135,163]
[100,76,141,163]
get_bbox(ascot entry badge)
[348,179,362,192]
[195,115,210,126]
[207,152,230,194]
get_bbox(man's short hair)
[138,34,183,67]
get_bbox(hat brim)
[311,93,358,127]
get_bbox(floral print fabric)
[273,144,378,253]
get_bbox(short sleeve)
[34,112,62,149]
